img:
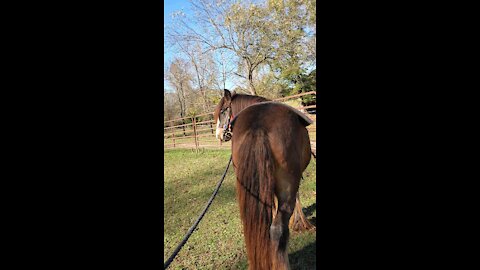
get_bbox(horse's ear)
[224,89,232,102]
[231,90,236,97]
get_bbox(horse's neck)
[232,96,267,115]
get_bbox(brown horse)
[214,89,314,270]
[214,90,315,231]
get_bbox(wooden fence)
[164,91,316,151]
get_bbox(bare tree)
[165,0,316,96]
[213,49,232,91]
[164,90,178,123]
[165,58,193,135]
[166,0,275,95]
[184,42,216,113]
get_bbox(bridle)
[220,106,233,141]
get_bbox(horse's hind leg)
[270,172,298,270]
[289,192,315,231]
[270,194,295,270]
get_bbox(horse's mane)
[214,93,269,123]
[231,94,269,115]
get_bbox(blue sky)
[164,0,191,72]
[164,0,198,93]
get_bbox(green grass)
[164,149,316,269]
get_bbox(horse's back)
[231,103,311,175]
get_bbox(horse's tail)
[236,129,275,270]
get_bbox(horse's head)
[214,89,235,142]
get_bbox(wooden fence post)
[171,126,175,148]
[210,113,214,134]
[192,116,198,152]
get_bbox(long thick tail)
[236,129,275,270]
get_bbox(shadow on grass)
[231,240,317,270]
[289,240,317,270]
[307,216,316,226]
[232,257,248,270]
[303,202,316,216]
[303,202,316,226]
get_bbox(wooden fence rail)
[164,92,316,151]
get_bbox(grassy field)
[164,149,317,269]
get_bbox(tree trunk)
[177,94,187,136]
[247,70,256,95]
[244,59,256,95]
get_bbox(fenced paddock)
[164,91,317,151]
